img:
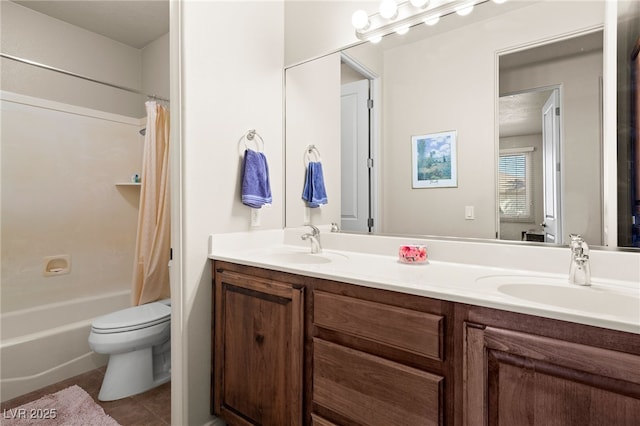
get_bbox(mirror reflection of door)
[541,89,562,243]
[498,89,555,243]
[340,56,376,233]
[498,30,603,245]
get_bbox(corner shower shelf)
[115,182,141,187]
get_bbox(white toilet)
[88,299,171,401]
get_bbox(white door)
[541,89,562,243]
[341,79,370,232]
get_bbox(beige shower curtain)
[132,101,171,306]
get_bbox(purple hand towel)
[241,149,272,208]
[302,161,328,208]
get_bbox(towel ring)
[304,144,321,166]
[243,129,264,152]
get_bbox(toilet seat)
[88,300,172,401]
[91,302,170,334]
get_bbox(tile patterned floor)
[0,367,171,425]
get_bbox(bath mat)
[1,385,120,426]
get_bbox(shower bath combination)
[1,51,172,402]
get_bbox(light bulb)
[395,26,410,35]
[456,3,474,16]
[423,14,440,25]
[379,0,398,19]
[351,10,370,30]
[410,0,429,8]
[369,35,383,44]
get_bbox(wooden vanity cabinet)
[212,262,305,426]
[212,261,640,426]
[212,262,455,426]
[462,307,640,426]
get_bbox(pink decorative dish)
[398,244,428,264]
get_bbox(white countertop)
[208,228,640,334]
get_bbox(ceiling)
[499,89,554,138]
[11,0,169,49]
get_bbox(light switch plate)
[465,205,475,220]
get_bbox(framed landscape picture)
[411,130,457,188]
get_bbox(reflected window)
[499,149,533,221]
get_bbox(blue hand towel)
[302,161,328,208]
[241,149,272,208]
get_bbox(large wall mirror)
[285,0,640,250]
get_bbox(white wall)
[178,1,284,424]
[284,1,377,66]
[0,1,147,117]
[1,93,143,312]
[142,32,171,101]
[285,53,341,227]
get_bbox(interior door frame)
[541,87,563,244]
[340,79,370,232]
[341,53,380,233]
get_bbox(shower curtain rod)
[1,53,169,103]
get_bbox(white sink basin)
[476,275,640,321]
[499,283,639,318]
[252,247,349,265]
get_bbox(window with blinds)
[499,149,533,221]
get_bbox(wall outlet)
[250,208,261,227]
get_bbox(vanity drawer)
[310,414,339,426]
[313,291,444,361]
[313,338,443,426]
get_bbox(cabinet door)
[214,269,303,426]
[464,323,640,426]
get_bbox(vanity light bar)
[353,0,501,43]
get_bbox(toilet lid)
[92,302,170,332]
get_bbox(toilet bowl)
[88,299,171,401]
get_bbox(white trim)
[370,77,381,233]
[494,42,501,239]
[340,52,381,233]
[0,90,143,126]
[603,1,618,247]
[500,147,535,154]
[341,52,379,80]
[495,25,604,58]
[169,0,186,424]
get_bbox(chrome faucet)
[569,234,591,286]
[301,224,322,254]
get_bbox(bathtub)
[0,290,131,402]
